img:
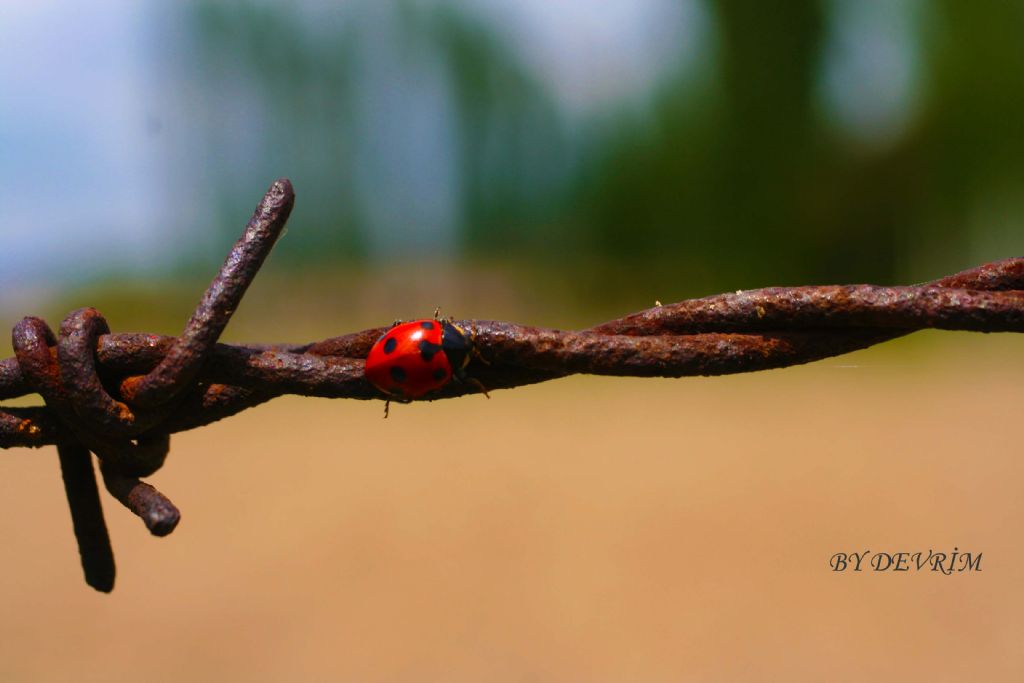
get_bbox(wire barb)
[2,177,1022,591]
[56,443,115,593]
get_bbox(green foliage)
[188,0,365,266]
[178,0,1024,301]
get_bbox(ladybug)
[365,315,488,414]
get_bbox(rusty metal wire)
[3,178,1023,592]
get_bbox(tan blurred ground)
[1,334,1022,682]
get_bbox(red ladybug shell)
[365,320,454,398]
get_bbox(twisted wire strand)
[2,178,1022,592]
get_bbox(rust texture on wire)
[3,178,1023,592]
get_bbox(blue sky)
[0,2,172,285]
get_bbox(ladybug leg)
[391,319,403,328]
[453,367,490,399]
[466,377,490,399]
[383,396,414,418]
[468,322,490,366]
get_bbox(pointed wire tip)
[85,571,115,593]
[268,178,295,205]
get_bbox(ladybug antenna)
[433,306,455,324]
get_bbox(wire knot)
[4,179,295,592]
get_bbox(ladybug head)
[440,321,473,373]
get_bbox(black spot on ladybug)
[390,366,407,383]
[418,340,442,362]
[383,337,397,354]
[432,368,447,381]
[420,321,435,330]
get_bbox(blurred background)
[4,0,1024,323]
[2,1,1024,681]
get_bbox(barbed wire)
[3,178,1022,592]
